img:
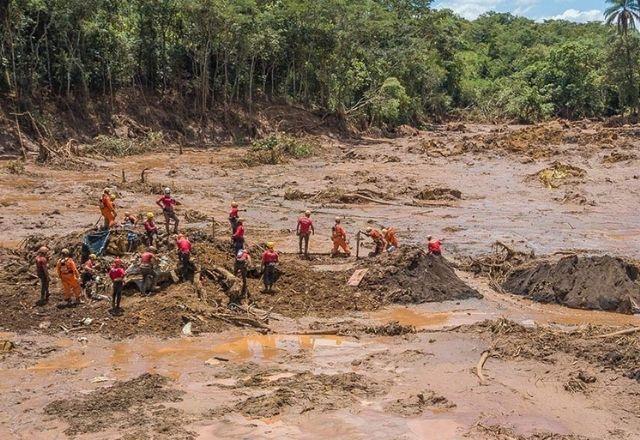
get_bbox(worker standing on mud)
[232,218,245,254]
[144,212,159,246]
[331,217,351,257]
[427,236,443,256]
[176,234,193,281]
[99,188,117,230]
[362,227,385,256]
[81,253,98,299]
[56,249,81,306]
[234,248,252,301]
[109,258,126,314]
[296,210,314,258]
[156,188,181,235]
[35,246,50,305]
[382,227,399,252]
[229,202,245,233]
[139,246,157,296]
[122,212,137,229]
[261,242,279,293]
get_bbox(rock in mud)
[385,390,455,416]
[361,247,481,304]
[503,255,640,314]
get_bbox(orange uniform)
[56,257,81,300]
[384,228,398,248]
[331,224,351,256]
[100,193,116,228]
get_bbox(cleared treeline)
[0,0,638,126]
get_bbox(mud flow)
[1,121,640,439]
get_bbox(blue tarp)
[82,230,110,256]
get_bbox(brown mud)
[2,120,640,439]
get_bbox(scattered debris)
[385,390,455,416]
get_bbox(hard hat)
[103,187,110,193]
[148,246,157,252]
[335,217,341,222]
[366,227,372,232]
[427,235,433,240]
[305,210,311,216]
[177,233,185,239]
[164,187,171,194]
[231,201,238,207]
[38,246,48,254]
[89,254,97,260]
[61,248,70,256]
[266,242,274,249]
[236,250,245,258]
[237,218,244,223]
[382,228,388,234]
[113,257,123,267]
[124,211,130,216]
[146,212,154,219]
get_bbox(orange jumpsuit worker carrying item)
[99,188,117,230]
[362,227,385,256]
[156,187,181,235]
[297,210,314,257]
[382,228,399,252]
[56,248,81,305]
[331,217,350,257]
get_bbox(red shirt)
[177,238,192,254]
[369,229,383,241]
[298,217,313,234]
[262,250,279,264]
[428,240,442,254]
[141,252,155,264]
[144,220,157,232]
[83,259,95,273]
[35,256,48,273]
[229,207,239,218]
[157,195,177,211]
[233,224,245,240]
[109,267,126,281]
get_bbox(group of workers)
[35,187,443,313]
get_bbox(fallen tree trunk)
[593,327,640,339]
[475,350,492,385]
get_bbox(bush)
[4,160,26,175]
[245,134,315,165]
[84,131,166,157]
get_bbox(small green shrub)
[245,134,315,165]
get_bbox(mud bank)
[503,255,640,314]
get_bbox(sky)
[432,0,606,23]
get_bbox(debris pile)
[361,247,481,304]
[503,255,640,314]
[534,161,586,189]
[385,390,455,416]
[414,186,462,201]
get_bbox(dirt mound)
[534,161,586,189]
[361,247,481,304]
[385,390,455,416]
[44,373,189,437]
[415,186,462,201]
[464,318,640,378]
[468,424,592,440]
[503,255,640,314]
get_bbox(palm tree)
[605,0,640,35]
[605,0,640,115]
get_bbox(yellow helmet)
[266,242,275,249]
[231,201,238,207]
[146,212,154,219]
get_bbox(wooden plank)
[347,268,368,287]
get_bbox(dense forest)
[1,0,639,127]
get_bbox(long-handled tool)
[356,231,361,259]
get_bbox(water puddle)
[373,308,451,328]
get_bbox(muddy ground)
[1,120,640,439]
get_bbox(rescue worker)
[35,246,50,304]
[109,258,126,313]
[427,235,443,256]
[81,253,98,299]
[99,188,116,230]
[232,218,245,254]
[139,246,157,296]
[156,187,181,235]
[229,202,245,233]
[122,212,137,229]
[234,248,252,302]
[362,227,385,256]
[382,227,399,252]
[56,249,81,306]
[144,212,159,246]
[331,217,351,257]
[176,234,193,281]
[261,242,279,293]
[296,210,314,257]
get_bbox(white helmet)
[236,250,244,258]
[164,187,171,194]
